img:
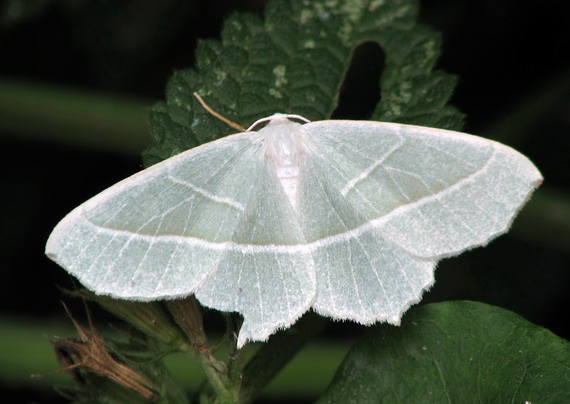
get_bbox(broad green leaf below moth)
[46,114,542,348]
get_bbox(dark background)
[1,0,569,402]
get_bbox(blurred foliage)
[0,0,55,28]
[0,79,152,154]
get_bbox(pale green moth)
[46,114,542,347]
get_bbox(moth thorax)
[262,119,304,209]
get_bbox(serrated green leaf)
[317,301,570,404]
[144,0,463,166]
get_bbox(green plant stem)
[166,298,238,402]
[0,78,152,154]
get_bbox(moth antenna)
[193,92,246,132]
